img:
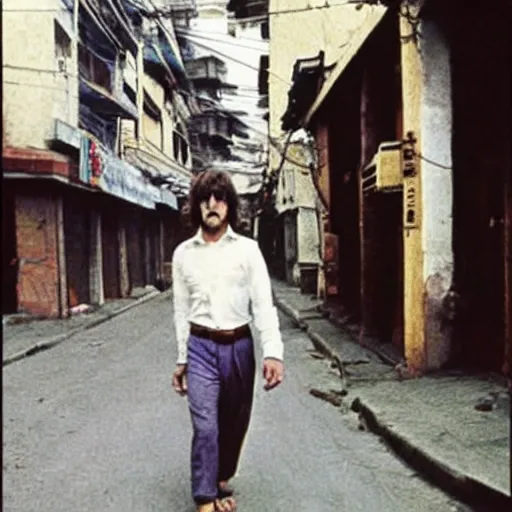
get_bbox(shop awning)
[99,153,178,210]
[303,6,388,126]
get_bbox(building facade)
[3,0,195,317]
[276,0,511,377]
[265,0,378,290]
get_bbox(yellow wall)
[269,1,377,141]
[142,112,163,150]
[400,9,426,375]
[126,72,192,175]
[2,0,79,149]
[141,74,175,163]
[142,75,164,151]
[143,74,165,108]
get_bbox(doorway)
[2,189,18,314]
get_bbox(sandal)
[214,496,236,512]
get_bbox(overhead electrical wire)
[226,0,359,23]
[2,0,371,20]
[176,33,290,85]
[175,29,268,51]
[179,26,269,44]
[8,1,446,173]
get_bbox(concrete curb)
[272,293,311,329]
[274,293,335,358]
[3,289,172,367]
[274,294,511,509]
[351,398,511,510]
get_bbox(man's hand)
[172,364,188,396]
[263,358,284,391]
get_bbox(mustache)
[207,212,219,218]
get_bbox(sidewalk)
[2,286,171,366]
[271,278,511,509]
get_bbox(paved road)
[3,295,468,512]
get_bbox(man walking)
[172,170,284,512]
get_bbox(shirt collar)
[192,224,239,245]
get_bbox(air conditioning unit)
[362,141,403,193]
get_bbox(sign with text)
[99,156,159,210]
[403,132,420,230]
[404,180,419,229]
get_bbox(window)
[258,55,269,95]
[54,21,71,72]
[260,21,269,40]
[143,92,163,150]
[78,44,112,91]
[173,123,189,166]
[180,136,189,166]
[173,131,180,161]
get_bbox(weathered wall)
[2,0,78,149]
[401,10,454,373]
[420,18,454,369]
[275,141,317,213]
[297,207,320,264]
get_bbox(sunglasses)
[199,190,227,202]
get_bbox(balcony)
[190,113,232,142]
[185,56,232,89]
[78,45,138,122]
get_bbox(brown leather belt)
[189,323,251,345]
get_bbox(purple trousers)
[187,333,256,505]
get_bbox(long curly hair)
[185,170,239,232]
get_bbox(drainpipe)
[73,0,80,125]
[73,0,79,34]
[136,40,144,148]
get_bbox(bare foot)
[197,502,215,512]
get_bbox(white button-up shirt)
[172,225,283,364]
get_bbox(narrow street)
[3,295,467,512]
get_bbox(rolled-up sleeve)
[172,246,190,364]
[248,243,284,361]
